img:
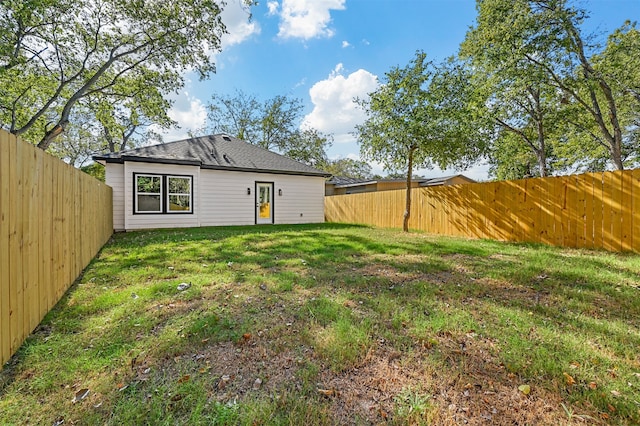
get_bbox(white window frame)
[135,174,162,213]
[166,175,193,213]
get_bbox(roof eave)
[95,155,329,177]
[201,163,330,177]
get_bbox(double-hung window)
[134,173,192,214]
[135,174,162,213]
[167,176,192,212]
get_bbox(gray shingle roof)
[94,134,330,177]
[326,176,370,185]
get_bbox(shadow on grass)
[2,223,639,424]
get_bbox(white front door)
[256,182,273,224]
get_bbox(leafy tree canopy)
[356,50,486,230]
[0,0,239,151]
[461,0,640,176]
[322,158,372,180]
[207,90,332,167]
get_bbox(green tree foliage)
[285,128,331,167]
[0,0,234,149]
[321,158,372,179]
[80,162,105,182]
[461,0,640,175]
[460,0,569,177]
[356,51,485,231]
[207,90,332,167]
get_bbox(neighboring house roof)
[419,174,476,186]
[327,175,476,188]
[325,176,376,186]
[93,134,330,177]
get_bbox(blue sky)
[161,0,640,180]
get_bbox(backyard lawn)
[1,223,639,425]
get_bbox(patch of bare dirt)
[315,332,603,425]
[153,328,605,425]
[360,262,467,289]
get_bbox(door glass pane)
[259,185,271,219]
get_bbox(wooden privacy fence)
[0,130,113,368]
[325,169,640,253]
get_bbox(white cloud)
[277,0,346,40]
[302,64,378,140]
[341,40,350,48]
[152,91,207,142]
[267,1,279,15]
[220,1,261,48]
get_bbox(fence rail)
[325,170,640,253]
[1,130,113,368]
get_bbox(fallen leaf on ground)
[176,282,191,291]
[253,378,262,390]
[318,388,337,397]
[218,375,231,389]
[379,409,388,420]
[518,384,531,395]
[588,382,597,390]
[610,390,621,397]
[177,375,190,384]
[563,372,576,386]
[72,388,90,403]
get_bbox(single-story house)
[94,134,330,231]
[325,174,476,196]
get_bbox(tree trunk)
[403,147,415,232]
[37,120,68,150]
[610,142,624,170]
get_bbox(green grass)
[1,223,640,425]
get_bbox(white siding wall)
[105,163,125,231]
[123,162,200,230]
[199,169,325,226]
[107,161,325,230]
[273,174,325,224]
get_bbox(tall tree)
[89,69,176,153]
[284,128,331,166]
[460,1,565,178]
[207,91,332,166]
[321,158,372,179]
[0,0,235,149]
[356,51,485,232]
[463,0,640,172]
[207,90,261,141]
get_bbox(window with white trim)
[167,176,192,212]
[134,173,193,214]
[135,174,162,213]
